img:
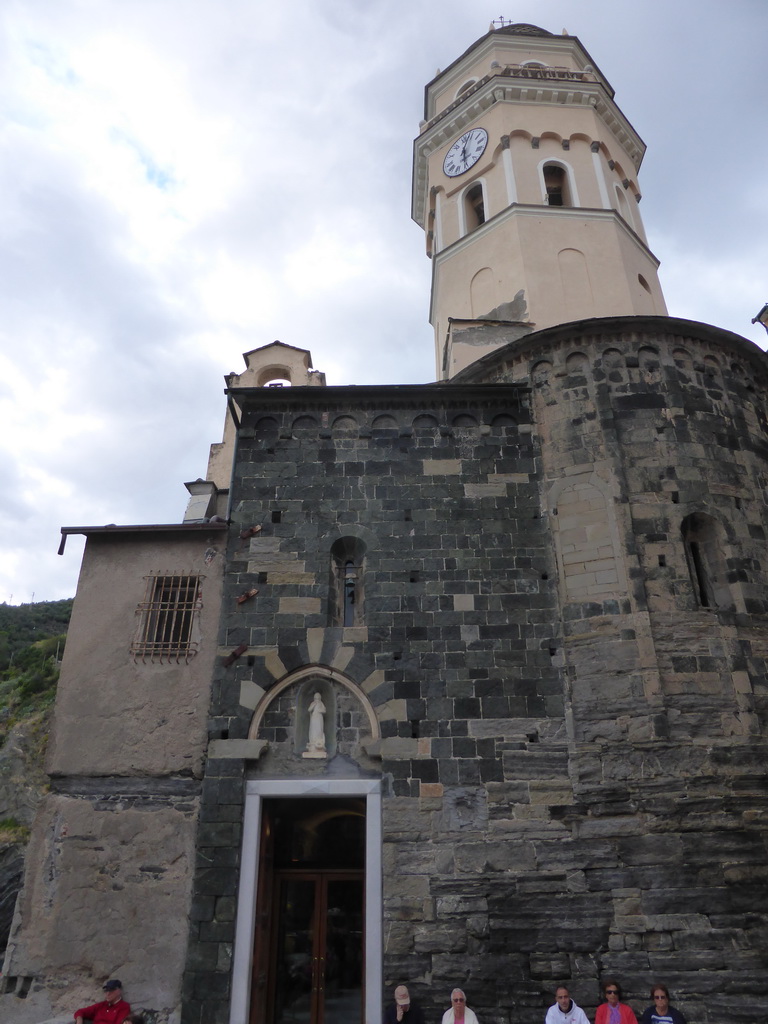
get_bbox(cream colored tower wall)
[433,208,665,376]
[429,103,642,248]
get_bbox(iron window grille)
[131,574,203,662]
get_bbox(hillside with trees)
[0,599,73,956]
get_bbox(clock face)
[443,127,488,177]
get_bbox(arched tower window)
[330,537,366,626]
[613,183,635,229]
[681,513,732,611]
[464,182,486,230]
[544,164,570,206]
[455,78,477,98]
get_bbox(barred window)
[131,575,202,661]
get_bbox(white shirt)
[545,1000,591,1024]
[442,1007,480,1024]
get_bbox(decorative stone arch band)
[247,664,381,742]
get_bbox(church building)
[2,23,767,1024]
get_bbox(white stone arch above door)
[247,664,381,758]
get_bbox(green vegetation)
[0,599,72,668]
[0,816,30,843]
[0,599,73,745]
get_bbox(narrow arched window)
[544,164,570,206]
[464,183,486,231]
[456,78,477,97]
[330,538,366,626]
[681,513,732,611]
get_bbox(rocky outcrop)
[0,712,50,956]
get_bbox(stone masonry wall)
[185,332,768,1024]
[182,383,573,1024]
[454,318,768,1024]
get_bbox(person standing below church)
[73,979,130,1024]
[384,984,425,1024]
[545,984,591,1024]
[441,988,479,1024]
[595,980,638,1024]
[639,984,687,1024]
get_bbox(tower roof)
[493,23,554,37]
[426,23,559,96]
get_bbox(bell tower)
[412,23,668,379]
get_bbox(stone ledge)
[49,775,201,797]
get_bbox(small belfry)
[412,23,668,378]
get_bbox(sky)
[1,0,767,605]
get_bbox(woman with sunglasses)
[595,980,638,1024]
[441,988,479,1024]
[639,984,687,1024]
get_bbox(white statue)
[303,691,327,759]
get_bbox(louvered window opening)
[132,575,202,662]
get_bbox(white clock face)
[443,127,488,177]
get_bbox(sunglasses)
[452,998,466,1002]
[605,990,619,995]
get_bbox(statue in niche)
[302,691,327,759]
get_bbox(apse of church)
[2,21,768,1024]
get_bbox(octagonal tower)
[412,23,667,379]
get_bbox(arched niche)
[332,415,358,433]
[681,512,734,612]
[638,346,661,380]
[292,415,318,430]
[247,666,380,751]
[531,360,552,385]
[672,348,692,371]
[470,266,496,317]
[565,351,589,375]
[558,248,593,319]
[452,413,478,428]
[257,365,293,387]
[371,414,398,431]
[601,347,625,371]
[255,416,279,435]
[491,413,518,431]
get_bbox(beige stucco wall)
[1,526,224,1022]
[48,530,224,778]
[2,794,198,1024]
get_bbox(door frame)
[268,869,365,1024]
[229,779,383,1024]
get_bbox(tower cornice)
[423,31,613,119]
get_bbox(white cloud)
[1,0,767,602]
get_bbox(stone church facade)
[2,22,767,1024]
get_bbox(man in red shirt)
[74,979,131,1024]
